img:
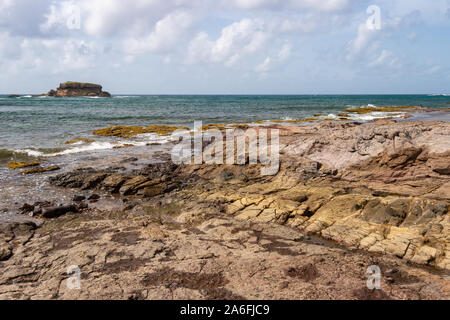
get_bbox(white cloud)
[188,18,270,66]
[406,32,417,40]
[0,0,449,92]
[40,1,81,33]
[187,15,318,68]
[123,11,194,55]
[368,49,400,69]
[0,32,22,61]
[346,23,380,60]
[376,0,449,23]
[0,0,13,10]
[255,56,271,72]
[278,42,292,61]
[230,0,278,10]
[0,36,99,75]
[229,0,351,12]
[425,65,442,74]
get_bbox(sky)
[0,0,450,94]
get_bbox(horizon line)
[1,93,445,96]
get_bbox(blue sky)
[0,0,449,94]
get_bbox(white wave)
[54,142,119,155]
[135,132,176,144]
[348,112,405,121]
[326,114,339,119]
[113,96,137,99]
[13,142,117,157]
[346,104,378,110]
[13,133,175,158]
[14,149,45,157]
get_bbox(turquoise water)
[0,94,449,159]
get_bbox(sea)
[0,94,449,212]
[1,94,450,159]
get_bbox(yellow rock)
[411,246,439,265]
[147,125,190,136]
[8,161,40,169]
[20,165,60,175]
[113,144,133,149]
[201,124,229,131]
[93,125,190,138]
[64,138,95,144]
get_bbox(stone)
[0,246,12,261]
[119,176,151,195]
[88,194,100,201]
[138,186,164,198]
[101,174,129,193]
[411,246,439,265]
[73,195,86,202]
[20,166,60,175]
[41,205,78,218]
[81,173,108,190]
[361,199,409,226]
[428,158,450,175]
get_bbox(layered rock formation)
[47,82,111,98]
[0,119,449,299]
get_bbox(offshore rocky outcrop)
[0,119,449,299]
[46,82,112,98]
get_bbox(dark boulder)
[42,205,78,219]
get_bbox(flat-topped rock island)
[46,82,112,98]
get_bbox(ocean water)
[0,94,449,160]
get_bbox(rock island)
[46,81,112,98]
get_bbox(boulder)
[41,205,78,219]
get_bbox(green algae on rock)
[64,138,95,145]
[8,161,40,169]
[345,106,420,114]
[113,144,134,149]
[93,125,190,138]
[20,165,61,175]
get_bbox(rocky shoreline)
[0,118,449,300]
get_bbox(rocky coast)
[0,117,449,300]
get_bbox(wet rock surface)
[0,120,449,299]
